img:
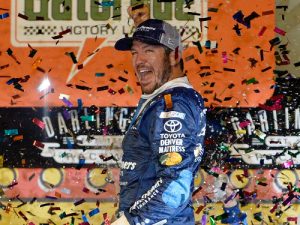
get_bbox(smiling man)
[112,19,206,225]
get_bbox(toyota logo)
[164,120,182,133]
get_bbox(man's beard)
[153,57,172,91]
[140,56,172,94]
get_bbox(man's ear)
[169,49,181,67]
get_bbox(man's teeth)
[139,69,151,73]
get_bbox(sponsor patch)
[159,152,182,166]
[159,111,186,119]
[130,178,163,211]
[194,144,203,157]
[164,120,182,133]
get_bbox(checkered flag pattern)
[24,26,57,36]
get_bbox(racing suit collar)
[131,76,192,124]
[141,76,192,100]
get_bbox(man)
[112,19,206,225]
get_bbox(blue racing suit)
[119,77,206,225]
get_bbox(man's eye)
[145,49,153,53]
[131,51,137,56]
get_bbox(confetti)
[243,77,258,85]
[80,115,94,122]
[233,10,259,28]
[187,12,201,16]
[33,140,45,149]
[208,8,218,12]
[269,37,281,49]
[282,160,294,168]
[52,34,63,40]
[118,76,128,82]
[4,129,18,136]
[233,23,242,36]
[108,88,116,95]
[59,28,71,36]
[223,97,232,101]
[36,16,44,20]
[0,12,9,19]
[32,57,42,69]
[118,88,125,94]
[201,214,207,225]
[76,157,85,169]
[66,52,78,64]
[103,212,111,225]
[0,64,9,70]
[95,72,105,77]
[274,27,286,36]
[282,194,294,206]
[294,62,300,67]
[192,41,203,54]
[59,93,70,100]
[224,190,238,204]
[32,118,45,129]
[199,17,211,22]
[17,13,28,20]
[223,67,235,72]
[6,48,21,64]
[125,85,134,94]
[0,155,3,167]
[262,10,274,16]
[232,47,240,54]
[97,86,109,91]
[59,212,67,219]
[61,188,71,195]
[62,97,73,107]
[13,135,23,141]
[222,52,228,63]
[254,129,266,140]
[260,49,264,61]
[75,85,92,91]
[88,208,100,217]
[18,211,28,222]
[74,199,85,206]
[261,66,272,72]
[253,212,262,221]
[258,26,267,36]
[185,54,195,61]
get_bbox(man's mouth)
[137,68,153,85]
[138,68,152,77]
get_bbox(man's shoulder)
[162,87,204,106]
[144,87,204,116]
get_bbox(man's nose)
[135,52,147,64]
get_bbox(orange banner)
[0,0,275,107]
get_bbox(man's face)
[131,40,171,94]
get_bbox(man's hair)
[163,46,184,71]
